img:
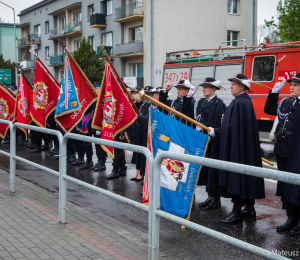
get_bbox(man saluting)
[208,74,265,224]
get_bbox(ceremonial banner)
[55,55,97,133]
[31,61,60,127]
[0,84,16,138]
[14,74,33,139]
[92,63,138,158]
[148,106,209,218]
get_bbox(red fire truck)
[162,39,300,142]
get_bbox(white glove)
[272,79,286,93]
[76,126,80,131]
[196,125,202,132]
[188,84,199,97]
[208,127,215,137]
[96,130,101,136]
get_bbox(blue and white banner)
[149,106,209,218]
[55,56,80,117]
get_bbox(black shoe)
[277,204,298,232]
[198,197,212,207]
[135,176,143,182]
[28,143,36,149]
[205,198,221,210]
[241,205,256,221]
[71,157,85,166]
[22,141,29,146]
[119,166,127,176]
[3,139,10,144]
[41,145,50,151]
[90,161,100,170]
[94,160,106,171]
[49,148,58,156]
[130,178,137,181]
[290,221,300,236]
[140,192,143,197]
[30,146,42,153]
[67,155,77,163]
[106,166,120,180]
[25,142,32,148]
[79,157,93,170]
[221,210,243,225]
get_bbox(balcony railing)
[50,52,74,65]
[114,41,143,57]
[97,46,113,56]
[19,60,36,69]
[90,13,107,28]
[49,21,82,39]
[17,34,41,47]
[115,2,144,21]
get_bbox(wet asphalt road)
[0,140,300,260]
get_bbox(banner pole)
[61,43,98,96]
[29,48,61,87]
[99,45,140,115]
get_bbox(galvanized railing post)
[147,155,154,260]
[9,123,16,193]
[149,156,162,260]
[59,134,67,224]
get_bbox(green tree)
[73,37,105,83]
[265,0,300,42]
[0,54,20,85]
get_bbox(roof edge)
[18,0,56,16]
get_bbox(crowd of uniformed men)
[1,72,300,235]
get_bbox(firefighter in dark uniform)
[264,74,300,236]
[192,77,226,210]
[208,74,265,224]
[159,80,195,123]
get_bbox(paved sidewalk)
[0,169,148,260]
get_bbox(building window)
[252,56,276,82]
[34,24,41,36]
[75,40,81,51]
[73,12,82,22]
[107,0,112,15]
[133,0,143,8]
[227,0,238,14]
[45,47,50,60]
[60,17,66,27]
[87,5,94,21]
[103,32,113,46]
[227,31,239,46]
[45,21,49,34]
[130,26,143,42]
[88,36,94,50]
[132,63,143,77]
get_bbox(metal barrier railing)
[0,120,297,260]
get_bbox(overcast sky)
[0,0,280,26]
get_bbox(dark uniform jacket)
[264,91,300,205]
[215,92,265,200]
[159,92,195,123]
[194,96,226,193]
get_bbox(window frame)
[34,24,41,36]
[88,36,95,50]
[251,55,276,83]
[227,31,239,47]
[45,21,49,34]
[102,32,113,46]
[45,46,50,60]
[107,0,113,15]
[87,5,94,21]
[227,0,238,15]
[131,63,143,77]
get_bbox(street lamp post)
[0,1,17,86]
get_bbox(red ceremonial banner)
[14,74,33,139]
[92,63,138,158]
[30,61,60,128]
[0,84,16,139]
[55,55,98,133]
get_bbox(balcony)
[17,34,41,48]
[114,3,144,23]
[114,41,143,58]
[19,60,36,70]
[49,52,74,66]
[49,21,82,39]
[90,14,107,28]
[97,46,113,56]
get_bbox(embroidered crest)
[0,98,9,119]
[103,91,117,129]
[33,81,48,109]
[18,97,29,116]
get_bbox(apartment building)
[0,22,20,62]
[17,0,257,87]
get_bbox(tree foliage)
[0,54,19,85]
[73,37,105,83]
[265,0,300,42]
